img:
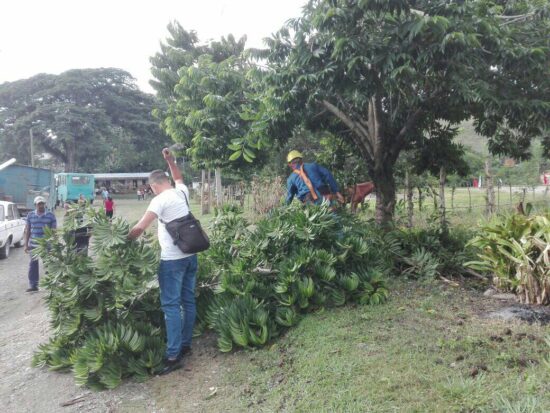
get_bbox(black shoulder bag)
[160,189,210,254]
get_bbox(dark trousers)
[28,255,39,289]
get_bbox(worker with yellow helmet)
[286,150,345,205]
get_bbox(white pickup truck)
[0,201,26,259]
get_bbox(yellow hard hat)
[287,150,303,163]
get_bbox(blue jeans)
[28,254,39,289]
[158,255,198,359]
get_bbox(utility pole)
[29,128,35,167]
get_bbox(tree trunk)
[372,163,396,227]
[439,166,447,231]
[65,139,77,172]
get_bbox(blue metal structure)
[55,173,95,204]
[0,164,56,210]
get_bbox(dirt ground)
[0,201,229,413]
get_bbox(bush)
[196,203,393,352]
[389,225,478,280]
[467,212,550,304]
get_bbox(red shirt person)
[104,197,114,219]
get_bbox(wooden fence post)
[485,159,495,215]
[497,181,501,211]
[451,185,456,210]
[207,170,213,213]
[215,168,223,207]
[467,185,472,212]
[405,170,413,228]
[417,187,423,212]
[439,166,447,230]
[201,169,208,215]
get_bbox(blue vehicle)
[0,162,56,212]
[56,173,95,204]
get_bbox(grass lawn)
[90,195,216,232]
[148,280,550,413]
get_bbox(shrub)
[389,225,478,280]
[467,212,550,304]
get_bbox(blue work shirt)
[286,163,340,204]
[26,210,57,248]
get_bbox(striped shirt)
[26,210,57,247]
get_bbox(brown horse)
[345,182,375,213]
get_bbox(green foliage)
[467,212,550,304]
[150,23,265,174]
[389,225,478,279]
[246,0,550,224]
[32,208,165,389]
[0,68,170,172]
[196,203,392,352]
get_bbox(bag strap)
[174,188,190,209]
[158,187,191,224]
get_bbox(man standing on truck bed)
[24,196,57,292]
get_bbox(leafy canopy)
[150,23,263,172]
[0,68,170,172]
[243,0,550,223]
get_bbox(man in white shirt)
[128,148,198,375]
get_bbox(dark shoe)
[158,357,182,376]
[26,287,39,293]
[179,346,192,359]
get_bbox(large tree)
[246,0,550,225]
[150,23,265,172]
[0,68,170,172]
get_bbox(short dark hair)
[149,170,169,185]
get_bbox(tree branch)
[395,108,423,144]
[321,99,374,162]
[39,138,68,163]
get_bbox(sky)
[0,0,308,93]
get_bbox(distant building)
[93,172,200,193]
[93,173,150,193]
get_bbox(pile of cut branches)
[196,203,393,352]
[32,207,164,390]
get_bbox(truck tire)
[0,238,11,259]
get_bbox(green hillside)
[456,121,489,156]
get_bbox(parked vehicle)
[0,201,26,259]
[0,163,56,212]
[56,173,95,204]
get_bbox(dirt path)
[0,201,231,412]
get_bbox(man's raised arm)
[162,148,183,185]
